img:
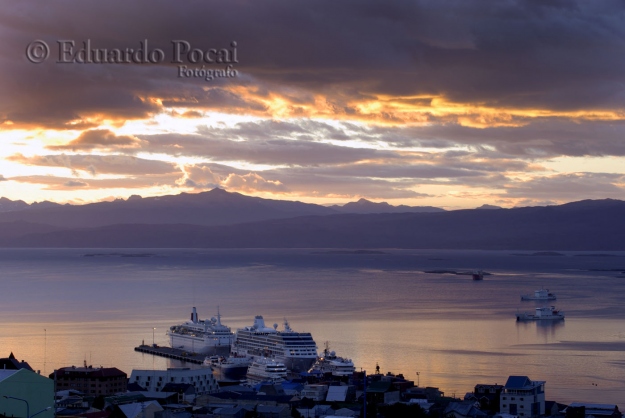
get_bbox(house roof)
[0,353,34,371]
[0,369,20,382]
[444,402,488,418]
[327,386,349,402]
[51,367,126,379]
[118,401,163,418]
[565,403,620,415]
[504,376,543,389]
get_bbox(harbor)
[134,343,206,365]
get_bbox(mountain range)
[0,189,623,250]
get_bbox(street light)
[3,396,28,418]
[31,407,52,418]
[152,327,156,346]
[416,371,420,387]
[3,396,52,418]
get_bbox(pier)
[134,344,206,365]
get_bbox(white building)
[500,376,545,418]
[130,367,219,395]
[300,384,328,402]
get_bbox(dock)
[134,344,206,365]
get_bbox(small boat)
[521,288,556,301]
[472,270,484,280]
[516,306,564,321]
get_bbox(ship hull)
[277,355,316,372]
[218,364,249,379]
[169,334,231,355]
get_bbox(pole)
[152,328,156,346]
[363,370,366,418]
[416,371,420,387]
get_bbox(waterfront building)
[130,367,219,396]
[49,365,127,396]
[499,376,545,418]
[0,369,54,418]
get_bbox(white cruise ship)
[167,307,234,355]
[231,315,318,372]
[246,358,288,384]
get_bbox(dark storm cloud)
[338,119,625,158]
[1,0,624,128]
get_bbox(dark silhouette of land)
[0,189,623,250]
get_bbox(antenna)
[44,329,47,376]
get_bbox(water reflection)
[515,319,565,340]
[535,319,565,337]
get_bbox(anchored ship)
[521,288,556,301]
[167,307,234,355]
[309,342,355,377]
[231,315,318,372]
[516,306,565,321]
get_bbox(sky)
[1,0,625,209]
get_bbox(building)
[130,367,219,395]
[300,384,328,402]
[444,401,488,418]
[468,384,504,412]
[0,352,34,371]
[500,376,545,418]
[563,403,622,418]
[0,369,54,418]
[50,365,127,396]
[365,380,400,405]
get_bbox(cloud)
[8,153,178,176]
[1,1,624,129]
[502,173,625,200]
[47,130,145,152]
[222,172,288,194]
[11,173,181,190]
[63,180,89,188]
[177,165,221,189]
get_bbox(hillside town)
[0,352,621,418]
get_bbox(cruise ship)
[246,358,288,384]
[167,307,234,355]
[231,315,318,372]
[309,342,355,377]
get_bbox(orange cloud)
[46,129,145,152]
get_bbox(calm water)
[1,249,624,405]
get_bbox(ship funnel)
[253,315,266,329]
[191,307,198,323]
